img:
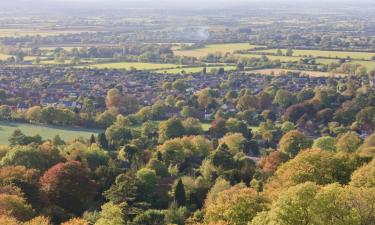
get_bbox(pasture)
[0,28,94,37]
[247,69,346,77]
[174,43,261,58]
[253,49,375,60]
[235,54,301,62]
[0,121,102,145]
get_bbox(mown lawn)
[0,121,102,145]
[174,43,262,58]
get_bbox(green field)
[350,60,375,70]
[156,65,237,74]
[0,29,93,37]
[253,49,375,60]
[87,62,180,70]
[315,58,340,64]
[174,43,262,58]
[235,54,301,62]
[0,121,102,145]
[0,54,12,60]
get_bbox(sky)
[1,0,374,14]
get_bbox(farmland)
[253,49,375,60]
[235,53,301,62]
[0,121,101,145]
[174,43,262,58]
[0,28,95,37]
[247,68,346,77]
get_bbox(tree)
[105,124,133,148]
[158,117,185,143]
[356,106,375,129]
[219,133,247,155]
[95,202,124,225]
[279,130,312,158]
[164,202,188,225]
[1,145,55,171]
[103,174,138,205]
[182,117,203,135]
[236,95,258,111]
[258,151,289,174]
[172,79,187,92]
[24,216,52,225]
[0,105,11,120]
[132,209,165,225]
[273,89,296,108]
[40,161,96,214]
[60,218,87,225]
[0,215,19,225]
[350,158,375,188]
[286,48,294,56]
[25,106,42,122]
[251,182,375,225]
[174,179,186,206]
[204,185,269,225]
[313,136,336,152]
[196,88,213,110]
[0,194,34,221]
[98,133,109,150]
[264,149,364,198]
[336,132,362,153]
[136,168,160,204]
[225,118,252,139]
[105,88,138,115]
[210,118,227,138]
[158,136,212,169]
[95,110,116,128]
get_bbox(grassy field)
[253,49,375,60]
[247,69,346,77]
[174,43,262,58]
[87,62,180,70]
[0,54,12,60]
[350,60,375,70]
[0,121,102,145]
[235,54,301,62]
[156,65,237,74]
[0,29,94,37]
[315,58,340,64]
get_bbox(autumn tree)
[158,117,185,143]
[279,130,312,158]
[204,185,269,225]
[40,161,96,215]
[335,132,362,153]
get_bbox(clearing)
[0,121,102,145]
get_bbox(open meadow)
[0,121,102,145]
